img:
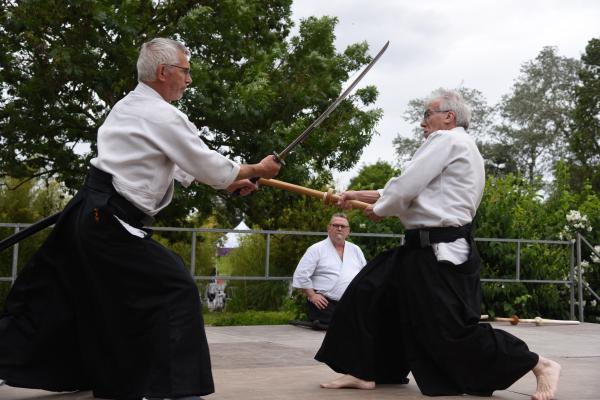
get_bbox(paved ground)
[1,322,599,400]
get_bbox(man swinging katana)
[0,37,280,400]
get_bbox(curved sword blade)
[274,41,389,162]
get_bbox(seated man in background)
[292,213,366,330]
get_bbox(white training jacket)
[292,237,367,301]
[373,127,485,264]
[91,82,240,216]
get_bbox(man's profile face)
[163,51,192,102]
[327,216,350,245]
[420,98,453,138]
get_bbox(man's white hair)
[137,38,190,82]
[428,88,472,130]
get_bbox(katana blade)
[273,41,389,163]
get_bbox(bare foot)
[532,356,561,400]
[320,374,375,390]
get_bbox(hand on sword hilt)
[232,154,283,196]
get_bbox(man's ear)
[156,64,168,82]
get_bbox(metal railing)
[577,233,600,321]
[0,222,592,321]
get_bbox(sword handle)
[272,151,286,166]
[232,152,285,196]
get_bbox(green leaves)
[1,0,382,229]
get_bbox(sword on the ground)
[494,315,580,326]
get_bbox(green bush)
[203,310,294,326]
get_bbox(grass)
[203,310,295,326]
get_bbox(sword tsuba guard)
[272,151,286,165]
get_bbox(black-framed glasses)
[164,64,191,76]
[423,109,451,120]
[330,224,349,230]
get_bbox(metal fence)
[0,222,595,321]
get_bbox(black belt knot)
[404,223,472,248]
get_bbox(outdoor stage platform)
[1,322,599,400]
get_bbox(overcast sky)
[290,0,600,190]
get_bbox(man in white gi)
[315,89,561,400]
[292,213,366,330]
[0,38,280,400]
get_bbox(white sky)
[291,0,600,190]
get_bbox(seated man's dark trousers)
[307,297,338,330]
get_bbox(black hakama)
[315,227,539,396]
[0,167,214,399]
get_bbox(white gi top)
[91,82,240,216]
[292,237,367,301]
[373,127,485,264]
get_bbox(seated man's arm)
[292,245,328,310]
[303,288,329,310]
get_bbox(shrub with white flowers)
[591,245,600,264]
[559,210,593,240]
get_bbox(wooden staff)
[257,178,370,210]
[494,314,580,326]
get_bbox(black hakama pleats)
[315,240,538,396]
[0,169,214,399]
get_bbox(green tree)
[568,38,600,193]
[347,160,399,191]
[0,177,68,309]
[497,46,580,183]
[0,0,382,228]
[345,161,404,260]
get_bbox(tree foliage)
[0,0,382,228]
[568,38,600,193]
[497,46,580,182]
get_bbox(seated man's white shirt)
[292,237,367,301]
[91,82,240,217]
[373,127,485,264]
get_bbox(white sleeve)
[373,133,455,216]
[292,245,320,289]
[357,246,367,267]
[173,165,195,187]
[148,112,240,190]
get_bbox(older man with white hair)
[0,37,280,400]
[316,89,561,400]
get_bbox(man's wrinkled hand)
[336,191,358,209]
[226,179,257,196]
[309,293,329,310]
[258,155,281,179]
[365,204,383,221]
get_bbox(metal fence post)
[569,239,575,321]
[515,240,521,280]
[576,232,583,322]
[11,225,20,286]
[190,230,197,276]
[265,232,271,278]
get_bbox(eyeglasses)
[164,64,191,76]
[423,109,451,120]
[330,224,349,230]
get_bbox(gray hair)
[428,88,471,130]
[137,38,190,82]
[330,213,349,224]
